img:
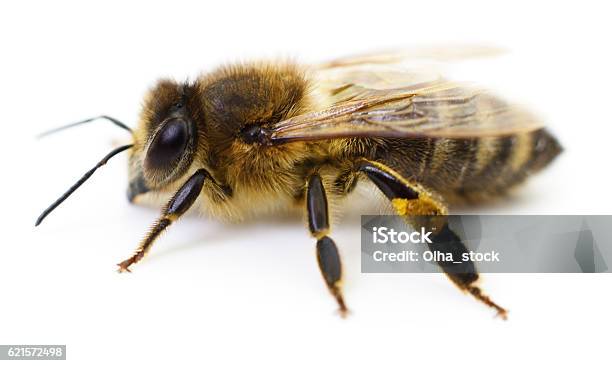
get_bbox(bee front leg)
[306,172,349,317]
[357,159,508,319]
[117,169,209,273]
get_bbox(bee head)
[34,79,208,226]
[127,79,207,202]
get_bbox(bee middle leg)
[305,171,348,317]
[356,159,508,319]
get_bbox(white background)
[1,1,611,365]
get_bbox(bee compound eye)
[145,118,190,172]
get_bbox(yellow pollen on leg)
[392,198,410,216]
[392,197,442,216]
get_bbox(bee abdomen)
[407,129,561,202]
[451,129,561,200]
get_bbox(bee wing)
[268,80,543,143]
[315,45,505,70]
[267,50,539,143]
[313,45,505,100]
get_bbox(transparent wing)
[269,83,542,143]
[267,51,541,144]
[313,45,505,102]
[315,44,505,70]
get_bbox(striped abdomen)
[380,129,562,202]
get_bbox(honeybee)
[36,49,561,319]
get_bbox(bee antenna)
[36,115,133,139]
[35,144,134,227]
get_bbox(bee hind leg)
[117,169,209,273]
[306,171,348,317]
[357,159,508,319]
[429,224,508,319]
